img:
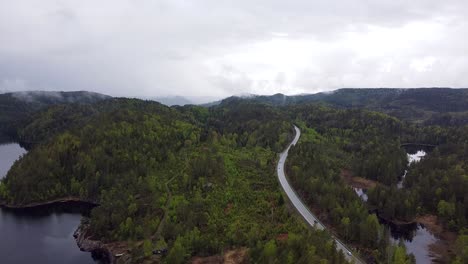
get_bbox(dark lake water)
[0,143,97,264]
[390,223,437,264]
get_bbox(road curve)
[277,125,364,264]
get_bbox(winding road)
[277,125,364,264]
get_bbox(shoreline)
[379,213,456,263]
[0,197,98,209]
[74,221,134,264]
[0,197,131,264]
[375,212,416,226]
[0,197,121,263]
[416,215,457,263]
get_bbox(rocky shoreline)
[73,222,115,264]
[0,198,133,264]
[74,221,132,264]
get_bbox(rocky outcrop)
[74,222,115,264]
[74,221,133,264]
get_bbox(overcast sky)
[0,1,467,99]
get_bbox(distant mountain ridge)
[215,88,468,124]
[146,96,193,106]
[145,95,222,106]
[217,88,467,108]
[2,88,467,142]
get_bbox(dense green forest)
[0,91,109,143]
[0,98,348,263]
[0,88,467,263]
[284,104,467,263]
[285,106,414,263]
[364,124,467,236]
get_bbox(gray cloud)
[0,0,467,99]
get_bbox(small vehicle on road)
[153,248,168,255]
[347,251,352,256]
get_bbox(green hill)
[0,91,110,142]
[1,89,466,263]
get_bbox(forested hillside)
[0,91,110,143]
[0,98,348,263]
[286,106,413,263]
[285,104,467,263]
[0,89,466,263]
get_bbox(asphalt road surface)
[277,125,364,264]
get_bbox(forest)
[285,104,467,263]
[0,91,109,144]
[0,97,348,263]
[0,89,466,263]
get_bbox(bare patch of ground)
[340,169,377,189]
[192,255,223,264]
[191,248,249,264]
[276,233,288,242]
[224,203,233,214]
[224,248,249,264]
[416,215,443,234]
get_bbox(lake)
[389,223,437,264]
[0,143,97,264]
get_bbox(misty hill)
[8,91,111,104]
[218,88,468,125]
[0,91,111,141]
[148,95,223,106]
[148,96,193,106]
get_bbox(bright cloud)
[0,0,467,98]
